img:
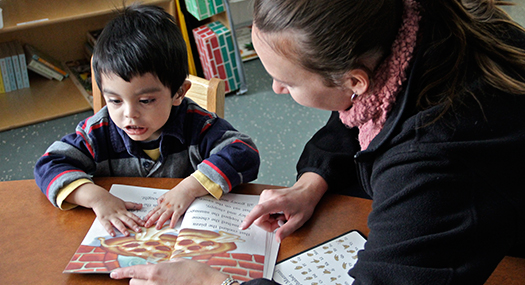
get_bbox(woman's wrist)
[221,276,241,285]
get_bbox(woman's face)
[252,27,354,111]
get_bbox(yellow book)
[0,70,5,93]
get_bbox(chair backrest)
[91,62,225,118]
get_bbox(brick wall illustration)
[196,252,265,282]
[193,21,240,93]
[64,245,265,280]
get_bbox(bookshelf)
[0,0,175,132]
[195,0,249,94]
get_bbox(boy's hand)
[91,193,145,237]
[144,176,209,229]
[66,183,144,237]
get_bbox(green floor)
[2,2,524,186]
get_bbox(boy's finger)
[143,207,159,222]
[169,213,181,228]
[144,210,162,227]
[111,218,129,236]
[100,219,116,237]
[156,211,173,230]
[124,201,143,211]
[126,211,145,226]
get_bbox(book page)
[177,194,265,254]
[65,184,279,279]
[175,193,278,279]
[273,231,366,285]
[66,185,179,273]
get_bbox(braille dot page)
[273,230,366,285]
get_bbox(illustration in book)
[273,230,366,285]
[64,184,279,281]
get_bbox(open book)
[273,230,366,284]
[64,184,280,281]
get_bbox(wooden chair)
[91,67,226,118]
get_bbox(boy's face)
[101,72,183,141]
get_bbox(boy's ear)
[172,80,192,106]
[342,68,370,96]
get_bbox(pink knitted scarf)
[339,0,421,150]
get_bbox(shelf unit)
[0,0,175,132]
[180,0,248,95]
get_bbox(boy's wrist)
[66,183,111,208]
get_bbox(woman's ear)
[172,80,192,106]
[343,69,370,96]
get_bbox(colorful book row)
[0,41,30,93]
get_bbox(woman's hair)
[92,4,188,97]
[416,0,525,115]
[253,0,525,115]
[253,0,404,87]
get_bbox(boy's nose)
[124,104,139,118]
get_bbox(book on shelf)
[64,184,280,281]
[23,44,68,80]
[235,25,258,62]
[273,230,367,285]
[0,45,6,93]
[26,58,62,80]
[0,42,18,91]
[0,41,32,93]
[5,41,23,90]
[63,59,93,106]
[11,41,30,89]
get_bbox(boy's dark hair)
[92,4,188,96]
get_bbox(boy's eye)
[140,99,155,104]
[108,99,122,104]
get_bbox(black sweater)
[245,22,525,285]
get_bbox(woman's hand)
[110,258,229,285]
[240,172,328,242]
[144,176,209,229]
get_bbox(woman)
[111,0,525,284]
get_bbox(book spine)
[0,58,11,92]
[0,57,12,92]
[7,41,26,89]
[11,54,24,90]
[33,55,68,77]
[18,52,30,88]
[0,70,5,93]
[27,60,55,80]
[4,55,17,91]
[13,41,30,88]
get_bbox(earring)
[351,93,359,101]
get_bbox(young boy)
[34,4,260,237]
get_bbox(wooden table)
[1,177,523,284]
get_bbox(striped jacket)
[34,98,260,207]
